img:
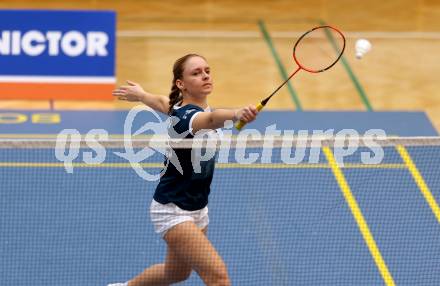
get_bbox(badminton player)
[109,54,258,286]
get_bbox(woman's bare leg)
[127,225,228,286]
[128,242,192,286]
[163,221,230,286]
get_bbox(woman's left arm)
[112,80,170,114]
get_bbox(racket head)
[293,25,346,73]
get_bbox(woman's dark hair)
[168,53,205,114]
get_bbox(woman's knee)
[216,271,231,286]
[205,262,231,286]
[165,268,192,284]
[212,275,231,286]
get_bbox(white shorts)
[150,199,209,237]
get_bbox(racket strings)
[293,27,345,73]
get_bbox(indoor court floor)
[1,1,440,286]
[1,0,440,129]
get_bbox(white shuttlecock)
[355,39,372,59]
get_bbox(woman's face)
[178,56,213,98]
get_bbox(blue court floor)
[1,111,439,285]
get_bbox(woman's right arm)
[191,105,258,133]
[112,80,170,114]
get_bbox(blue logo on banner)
[0,9,115,77]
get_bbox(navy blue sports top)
[153,104,217,211]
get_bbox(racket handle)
[235,103,264,130]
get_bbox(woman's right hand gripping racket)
[235,25,346,130]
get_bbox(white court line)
[117,30,440,39]
[0,76,115,83]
